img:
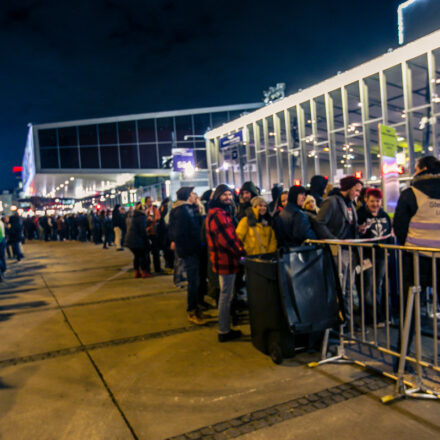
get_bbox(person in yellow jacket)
[236,196,277,256]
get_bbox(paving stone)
[170,436,187,440]
[223,428,241,438]
[306,393,319,402]
[317,390,331,397]
[332,394,346,402]
[288,399,300,408]
[276,403,290,412]
[202,436,215,440]
[338,383,352,391]
[266,415,283,425]
[279,410,294,420]
[265,407,278,415]
[342,390,355,398]
[368,383,380,390]
[186,432,202,440]
[200,427,215,435]
[251,410,266,420]
[291,409,305,418]
[301,404,315,413]
[212,422,230,433]
[229,419,242,427]
[239,424,255,434]
[298,398,309,405]
[240,414,252,423]
[213,434,227,440]
[251,420,268,430]
[313,401,328,409]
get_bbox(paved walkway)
[0,241,439,439]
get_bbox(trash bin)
[244,245,343,364]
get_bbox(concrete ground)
[0,241,439,440]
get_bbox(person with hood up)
[236,196,277,255]
[274,186,317,247]
[309,175,328,208]
[169,187,207,326]
[236,181,259,221]
[206,184,244,342]
[393,156,440,369]
[124,202,152,278]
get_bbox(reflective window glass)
[138,119,156,142]
[120,145,139,168]
[118,121,137,143]
[58,127,77,147]
[99,123,117,145]
[78,125,98,146]
[100,146,119,168]
[40,148,59,168]
[60,147,80,168]
[139,144,158,168]
[193,113,211,135]
[156,118,173,142]
[158,144,172,168]
[80,147,99,168]
[38,129,57,147]
[175,115,193,141]
[211,112,228,128]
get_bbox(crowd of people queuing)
[1,155,439,346]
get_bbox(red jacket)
[206,207,243,275]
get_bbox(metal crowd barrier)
[305,239,440,403]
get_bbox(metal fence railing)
[305,239,440,403]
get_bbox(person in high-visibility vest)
[393,155,440,371]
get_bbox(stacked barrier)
[305,239,440,403]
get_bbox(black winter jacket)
[314,191,358,239]
[274,202,316,247]
[393,172,440,245]
[168,201,201,258]
[124,210,150,250]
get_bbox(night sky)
[0,0,400,190]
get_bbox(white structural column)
[206,138,213,188]
[310,99,320,175]
[284,108,294,185]
[359,78,372,179]
[296,104,308,185]
[262,117,271,187]
[402,61,416,173]
[273,112,283,184]
[427,50,439,156]
[379,70,388,126]
[243,125,251,181]
[325,93,337,183]
[253,122,263,190]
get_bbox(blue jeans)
[183,255,200,312]
[218,274,236,334]
[12,241,23,261]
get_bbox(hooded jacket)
[168,200,201,258]
[236,206,277,255]
[393,172,440,246]
[237,181,259,221]
[309,175,328,208]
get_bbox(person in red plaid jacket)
[206,184,244,342]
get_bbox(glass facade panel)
[175,115,193,141]
[80,147,99,168]
[60,147,79,168]
[156,117,174,142]
[365,74,382,120]
[158,143,172,168]
[38,129,57,147]
[138,119,156,143]
[193,113,211,136]
[100,146,119,168]
[212,112,228,128]
[58,127,77,147]
[329,89,344,130]
[385,65,405,125]
[315,96,328,142]
[99,123,117,145]
[120,145,139,168]
[40,148,59,168]
[78,125,97,146]
[139,144,158,168]
[346,81,362,126]
[118,121,137,144]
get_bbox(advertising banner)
[379,124,400,214]
[172,148,195,172]
[219,131,243,149]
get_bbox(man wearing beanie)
[169,186,207,325]
[315,175,363,323]
[237,181,260,221]
[206,184,244,341]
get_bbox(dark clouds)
[0,0,400,189]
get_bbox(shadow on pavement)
[0,301,49,312]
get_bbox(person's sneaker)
[218,329,242,342]
[187,310,207,325]
[196,309,212,320]
[141,270,153,278]
[134,269,141,279]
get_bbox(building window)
[193,113,211,136]
[60,147,80,168]
[156,117,173,142]
[79,125,98,146]
[138,119,156,142]
[80,147,99,168]
[118,121,137,144]
[58,127,77,147]
[40,148,59,168]
[139,144,158,168]
[100,146,119,168]
[175,115,193,141]
[38,129,57,147]
[158,143,172,168]
[120,145,139,168]
[99,123,117,145]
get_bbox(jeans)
[218,274,236,334]
[0,238,7,273]
[173,250,186,285]
[147,235,161,272]
[363,258,386,323]
[12,241,23,261]
[183,255,200,312]
[113,227,122,249]
[339,248,357,323]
